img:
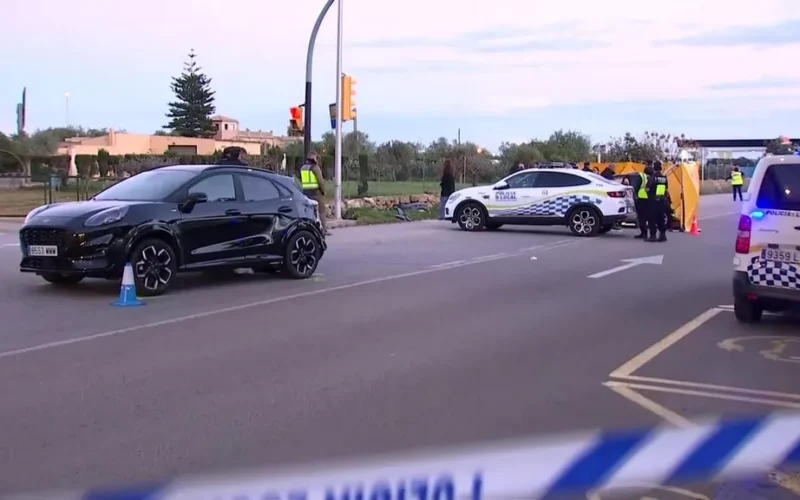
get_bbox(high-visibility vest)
[637,172,649,199]
[654,175,667,197]
[731,171,743,186]
[300,164,319,190]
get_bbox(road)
[0,194,797,498]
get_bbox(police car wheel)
[567,207,601,237]
[283,230,321,279]
[456,203,486,231]
[734,297,763,323]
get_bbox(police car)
[733,155,800,322]
[443,168,634,236]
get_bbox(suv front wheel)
[131,238,178,296]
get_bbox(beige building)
[57,115,299,158]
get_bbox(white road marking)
[429,260,467,269]
[614,375,800,401]
[607,380,800,410]
[609,307,722,378]
[587,255,663,279]
[0,239,579,360]
[603,381,694,428]
[698,210,739,221]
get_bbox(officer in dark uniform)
[646,161,669,242]
[632,163,651,239]
[220,146,248,165]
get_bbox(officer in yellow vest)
[300,151,329,235]
[729,167,744,202]
[646,161,669,242]
[633,165,651,239]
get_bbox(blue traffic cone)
[112,263,144,307]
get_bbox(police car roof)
[153,164,275,174]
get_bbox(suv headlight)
[447,193,461,204]
[84,206,129,227]
[24,205,49,223]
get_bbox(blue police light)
[751,210,765,220]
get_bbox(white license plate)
[28,245,58,257]
[761,248,799,264]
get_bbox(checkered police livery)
[747,256,800,290]
[492,194,603,217]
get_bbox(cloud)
[708,78,800,91]
[661,19,800,47]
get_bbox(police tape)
[7,412,800,500]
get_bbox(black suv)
[19,164,326,296]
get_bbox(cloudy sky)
[2,0,800,150]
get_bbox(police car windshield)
[94,169,200,201]
[756,163,800,211]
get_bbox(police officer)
[632,164,651,239]
[220,146,248,165]
[729,167,744,202]
[647,161,669,242]
[299,151,329,235]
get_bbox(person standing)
[439,159,456,220]
[299,151,329,235]
[728,167,744,201]
[220,146,248,165]
[582,161,592,172]
[632,165,651,239]
[646,162,668,242]
[600,163,616,180]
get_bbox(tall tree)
[165,50,216,138]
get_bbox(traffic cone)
[112,263,144,307]
[689,214,701,235]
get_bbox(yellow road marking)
[603,382,695,428]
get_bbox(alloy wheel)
[459,206,483,230]
[571,210,597,235]
[290,236,318,276]
[134,245,173,292]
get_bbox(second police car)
[443,168,634,236]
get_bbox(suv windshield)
[756,163,800,211]
[94,169,199,201]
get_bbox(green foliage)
[601,132,696,163]
[164,50,216,138]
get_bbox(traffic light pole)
[304,0,335,159]
[334,0,344,220]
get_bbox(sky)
[2,0,800,151]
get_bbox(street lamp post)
[304,0,335,159]
[333,0,343,220]
[64,92,70,126]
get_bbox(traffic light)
[341,74,356,122]
[289,105,304,136]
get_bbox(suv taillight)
[608,191,626,198]
[735,215,752,254]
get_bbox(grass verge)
[345,206,438,225]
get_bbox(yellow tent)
[587,162,701,230]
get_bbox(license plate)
[28,245,58,257]
[761,248,799,264]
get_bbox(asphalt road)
[0,194,796,498]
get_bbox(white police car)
[733,155,800,323]
[443,168,633,236]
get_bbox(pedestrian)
[439,159,456,220]
[646,161,669,242]
[582,161,592,172]
[728,167,744,201]
[632,164,651,239]
[600,163,616,180]
[299,151,329,235]
[220,146,248,165]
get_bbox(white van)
[733,155,800,322]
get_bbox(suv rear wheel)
[283,230,321,279]
[734,297,763,323]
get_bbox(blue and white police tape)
[8,412,800,500]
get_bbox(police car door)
[750,162,800,276]
[529,171,582,219]
[489,171,540,219]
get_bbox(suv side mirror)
[493,181,509,190]
[180,192,208,212]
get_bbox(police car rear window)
[756,163,800,211]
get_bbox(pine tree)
[165,50,217,138]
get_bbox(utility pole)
[304,0,335,159]
[333,0,343,220]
